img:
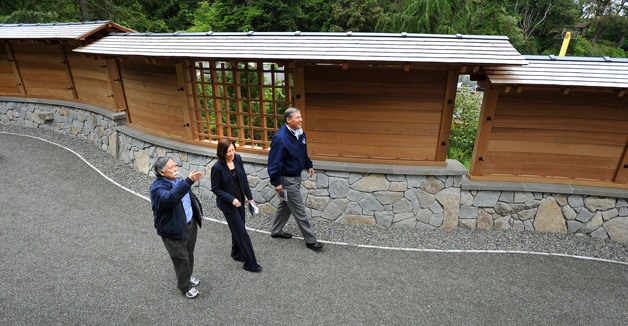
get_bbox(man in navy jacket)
[267,107,324,251]
[150,156,204,298]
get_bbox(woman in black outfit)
[210,138,262,273]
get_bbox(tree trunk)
[77,0,90,21]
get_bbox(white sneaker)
[185,287,199,299]
[190,276,200,286]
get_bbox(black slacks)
[223,205,259,271]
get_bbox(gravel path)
[2,124,627,264]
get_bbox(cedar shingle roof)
[74,31,527,65]
[0,21,133,40]
[484,55,628,89]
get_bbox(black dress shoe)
[271,232,293,239]
[306,242,324,251]
[244,265,263,273]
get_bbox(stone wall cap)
[313,159,467,176]
[462,176,628,199]
[0,96,126,121]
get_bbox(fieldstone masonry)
[3,99,628,242]
[0,99,124,158]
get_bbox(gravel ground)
[3,124,627,264]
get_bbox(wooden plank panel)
[306,80,444,97]
[490,127,625,146]
[23,87,73,98]
[487,139,623,158]
[308,106,442,123]
[308,118,440,136]
[306,94,443,111]
[305,66,448,84]
[496,101,628,121]
[309,143,436,161]
[129,106,184,126]
[303,65,448,163]
[125,95,183,116]
[492,115,623,133]
[481,162,616,181]
[484,151,620,169]
[498,90,628,107]
[70,68,111,80]
[308,131,437,148]
[128,116,187,138]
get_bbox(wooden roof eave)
[75,22,135,41]
[489,81,628,97]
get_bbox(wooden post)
[614,141,628,184]
[5,43,26,95]
[257,63,268,148]
[233,61,245,144]
[293,62,305,128]
[176,61,196,140]
[469,87,499,177]
[210,61,224,138]
[105,58,128,114]
[434,68,458,162]
[59,44,78,99]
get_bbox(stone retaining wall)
[2,98,627,242]
[0,98,125,158]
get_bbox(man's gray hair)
[153,156,172,176]
[284,107,300,120]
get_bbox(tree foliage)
[0,0,626,56]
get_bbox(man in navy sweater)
[267,107,324,251]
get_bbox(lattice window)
[192,60,293,149]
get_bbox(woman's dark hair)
[153,156,172,177]
[216,137,236,163]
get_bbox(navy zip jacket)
[268,124,313,187]
[149,176,203,240]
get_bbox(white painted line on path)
[4,131,627,267]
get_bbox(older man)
[267,107,324,251]
[149,156,204,298]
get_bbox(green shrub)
[447,92,482,169]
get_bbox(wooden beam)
[232,61,245,144]
[434,68,458,162]
[5,43,26,94]
[176,61,196,140]
[210,61,224,138]
[293,62,306,128]
[614,141,628,184]
[187,60,204,139]
[59,44,78,99]
[105,58,129,114]
[469,88,499,176]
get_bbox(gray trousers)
[162,221,197,293]
[271,175,317,243]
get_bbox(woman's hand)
[232,198,241,207]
